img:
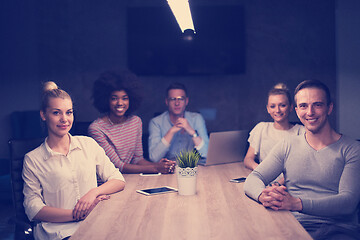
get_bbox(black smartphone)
[229,177,246,183]
[139,173,161,176]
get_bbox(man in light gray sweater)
[244,80,360,240]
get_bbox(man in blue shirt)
[148,83,209,165]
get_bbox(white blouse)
[23,135,125,240]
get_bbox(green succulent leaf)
[176,149,201,168]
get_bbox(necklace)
[108,116,115,125]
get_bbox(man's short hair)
[166,82,188,97]
[294,79,332,105]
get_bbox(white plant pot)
[176,166,198,196]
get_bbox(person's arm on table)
[148,119,173,162]
[36,180,123,222]
[276,178,285,185]
[35,183,120,223]
[244,123,265,170]
[244,146,259,170]
[120,120,174,173]
[129,120,175,173]
[88,125,172,174]
[244,141,285,203]
[72,178,124,220]
[243,170,268,202]
[163,125,182,146]
[263,145,360,216]
[121,158,175,174]
[71,141,126,221]
[258,185,302,211]
[161,114,208,154]
[175,114,209,165]
[33,207,75,222]
[245,171,301,212]
[72,140,127,221]
[22,156,97,223]
[248,142,360,216]
[174,117,200,143]
[190,114,209,158]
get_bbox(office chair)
[10,111,47,139]
[9,138,44,240]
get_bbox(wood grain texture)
[71,162,312,240]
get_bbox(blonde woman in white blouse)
[22,81,125,240]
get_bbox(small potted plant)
[175,149,201,195]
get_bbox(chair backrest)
[9,138,44,224]
[10,111,47,139]
[70,121,92,136]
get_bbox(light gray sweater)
[244,134,360,226]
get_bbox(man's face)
[166,89,188,117]
[295,87,333,134]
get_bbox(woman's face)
[267,94,292,123]
[109,90,129,119]
[40,97,74,138]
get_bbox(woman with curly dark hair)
[88,71,175,174]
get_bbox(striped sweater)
[88,115,143,171]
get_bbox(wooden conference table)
[71,162,312,240]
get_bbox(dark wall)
[0,0,336,158]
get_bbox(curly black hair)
[92,71,143,116]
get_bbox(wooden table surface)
[71,162,312,240]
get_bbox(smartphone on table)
[139,173,161,176]
[229,177,246,183]
[136,186,178,196]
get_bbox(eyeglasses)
[168,97,186,103]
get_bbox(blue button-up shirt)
[148,111,209,164]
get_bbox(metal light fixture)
[167,0,195,34]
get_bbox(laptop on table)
[205,130,249,166]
